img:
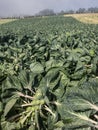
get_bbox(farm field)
[0,16,98,130]
[65,13,98,24]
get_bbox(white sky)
[0,0,98,17]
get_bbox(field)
[0,16,98,130]
[65,13,98,24]
[0,19,16,25]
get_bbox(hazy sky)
[0,0,98,17]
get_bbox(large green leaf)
[4,96,19,116]
[30,62,44,74]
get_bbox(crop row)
[0,16,98,130]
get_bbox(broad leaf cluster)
[0,16,98,130]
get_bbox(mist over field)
[0,0,98,17]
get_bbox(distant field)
[64,13,98,24]
[0,19,16,24]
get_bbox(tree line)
[1,7,98,19]
[36,7,98,16]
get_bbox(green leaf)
[4,96,18,116]
[60,71,69,86]
[0,101,3,113]
[28,125,36,130]
[30,62,44,73]
[54,121,65,128]
[1,121,21,130]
